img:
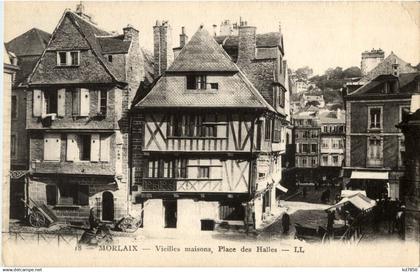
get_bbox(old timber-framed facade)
[26,6,147,224]
[131,24,289,232]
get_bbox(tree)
[343,66,362,78]
[295,66,313,80]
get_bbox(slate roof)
[66,12,124,82]
[359,52,418,83]
[136,27,274,112]
[318,110,345,124]
[349,72,420,97]
[97,35,131,54]
[5,28,51,56]
[215,32,282,49]
[5,28,51,86]
[167,27,238,72]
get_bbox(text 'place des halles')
[3,3,420,247]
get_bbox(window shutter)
[90,134,100,162]
[44,134,61,161]
[57,89,66,117]
[33,89,43,117]
[66,134,79,161]
[100,135,110,162]
[80,88,90,116]
[66,52,72,66]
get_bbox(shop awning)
[350,171,389,180]
[276,184,288,193]
[326,193,376,211]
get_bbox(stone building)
[5,28,51,219]
[343,69,420,200]
[396,94,420,241]
[318,109,345,180]
[130,22,290,233]
[3,46,20,230]
[361,49,385,76]
[25,6,151,224]
[300,94,325,108]
[293,109,321,183]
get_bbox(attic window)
[108,55,113,62]
[57,51,80,66]
[186,75,207,90]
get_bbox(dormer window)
[57,51,80,66]
[186,75,207,90]
[108,55,113,62]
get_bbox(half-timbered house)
[26,5,151,224]
[131,24,289,232]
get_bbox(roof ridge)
[66,11,120,83]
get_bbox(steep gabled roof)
[215,32,282,49]
[136,27,274,112]
[5,28,51,56]
[167,27,238,72]
[360,52,418,83]
[349,72,420,97]
[97,35,131,54]
[28,11,129,85]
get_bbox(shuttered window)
[44,134,61,161]
[33,89,43,117]
[90,134,100,162]
[57,89,66,117]
[72,88,90,116]
[80,88,90,116]
[66,134,79,161]
[272,119,281,143]
[100,135,110,162]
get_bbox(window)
[332,156,339,165]
[322,156,328,165]
[72,88,90,116]
[80,135,91,161]
[399,137,406,167]
[11,95,17,119]
[322,139,329,149]
[332,139,339,149]
[367,137,383,167]
[11,135,17,158]
[210,83,218,90]
[265,119,272,141]
[303,131,309,138]
[44,134,61,161]
[57,51,80,66]
[147,159,188,179]
[55,183,89,206]
[99,89,107,115]
[272,119,281,143]
[311,157,317,166]
[311,144,317,153]
[311,130,318,138]
[338,139,344,149]
[280,89,285,108]
[302,158,307,166]
[198,166,210,178]
[44,91,58,114]
[369,107,382,129]
[302,144,309,153]
[170,115,217,138]
[108,55,113,62]
[186,75,207,90]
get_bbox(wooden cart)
[21,198,58,228]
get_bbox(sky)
[4,1,420,75]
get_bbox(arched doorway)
[102,192,114,222]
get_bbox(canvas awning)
[350,171,389,180]
[276,184,288,193]
[326,193,376,211]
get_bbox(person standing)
[282,213,291,235]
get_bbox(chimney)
[179,26,188,48]
[123,24,139,42]
[237,21,256,64]
[392,59,400,77]
[212,24,217,37]
[153,20,173,78]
